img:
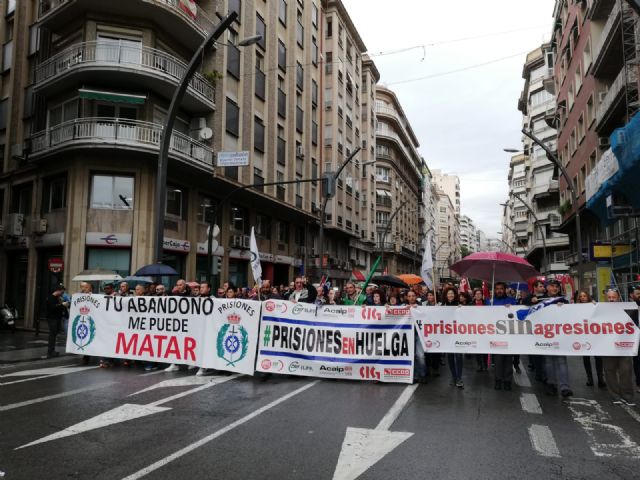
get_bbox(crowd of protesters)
[46,275,640,406]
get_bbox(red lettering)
[138,334,154,356]
[342,337,354,355]
[183,337,196,361]
[165,336,182,360]
[155,335,168,354]
[562,324,572,334]
[115,332,138,355]
[614,322,625,334]
[478,324,486,335]
[626,322,636,335]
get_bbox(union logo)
[71,306,96,351]
[217,312,248,367]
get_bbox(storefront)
[4,236,30,328]
[85,232,132,278]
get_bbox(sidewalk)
[0,329,70,364]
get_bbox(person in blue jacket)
[487,282,516,390]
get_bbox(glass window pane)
[166,187,182,216]
[113,176,134,209]
[91,175,114,208]
[87,248,131,278]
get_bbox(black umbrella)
[372,275,409,288]
[134,263,179,277]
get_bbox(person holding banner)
[543,279,573,398]
[407,290,428,384]
[488,282,516,391]
[471,289,488,372]
[442,288,464,389]
[603,289,636,406]
[577,291,606,388]
[522,280,548,383]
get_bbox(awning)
[78,88,147,104]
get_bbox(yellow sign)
[596,266,613,302]
[592,244,633,259]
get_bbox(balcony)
[591,1,622,77]
[596,67,636,132]
[542,68,555,95]
[532,179,560,200]
[37,0,214,50]
[34,42,215,112]
[375,126,421,171]
[587,0,617,21]
[30,117,213,169]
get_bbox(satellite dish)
[199,127,213,140]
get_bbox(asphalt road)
[1,355,639,480]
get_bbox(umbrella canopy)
[372,275,410,288]
[134,263,179,277]
[397,274,425,286]
[72,269,123,282]
[450,251,539,283]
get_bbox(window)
[326,17,332,37]
[11,183,31,215]
[312,36,318,65]
[42,176,66,213]
[254,116,265,152]
[277,126,286,165]
[230,206,248,233]
[279,0,287,25]
[325,51,333,74]
[278,39,286,71]
[277,220,289,243]
[28,25,39,56]
[165,186,184,217]
[278,80,286,118]
[87,249,130,279]
[226,98,239,136]
[255,54,266,100]
[577,114,585,142]
[256,14,266,50]
[0,99,8,130]
[229,0,241,18]
[296,62,303,90]
[256,214,271,239]
[227,38,240,79]
[48,98,78,127]
[529,89,553,108]
[296,10,304,47]
[6,0,15,15]
[575,63,582,92]
[3,39,13,71]
[312,3,318,28]
[311,79,318,106]
[90,175,134,210]
[586,95,594,126]
[197,195,215,224]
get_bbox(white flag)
[421,231,434,289]
[249,227,262,287]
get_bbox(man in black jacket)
[45,285,67,358]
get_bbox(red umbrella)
[450,251,539,282]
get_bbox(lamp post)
[317,147,362,277]
[153,11,261,266]
[521,129,583,287]
[500,222,525,253]
[509,191,548,273]
[495,233,517,254]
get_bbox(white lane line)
[148,376,237,407]
[513,370,532,388]
[375,384,418,431]
[0,366,98,386]
[121,380,320,480]
[129,376,213,396]
[520,393,543,415]
[138,370,167,377]
[621,404,640,424]
[528,424,560,457]
[567,398,640,458]
[0,382,114,412]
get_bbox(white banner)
[66,295,259,375]
[413,303,640,356]
[256,301,414,383]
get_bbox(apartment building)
[459,215,479,253]
[509,43,569,275]
[549,0,639,294]
[374,86,424,275]
[431,169,460,217]
[434,189,460,281]
[503,154,529,256]
[0,0,328,328]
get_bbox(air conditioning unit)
[598,90,608,103]
[242,235,251,248]
[31,218,48,235]
[598,136,611,148]
[362,140,367,149]
[6,213,24,237]
[296,145,305,158]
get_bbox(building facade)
[374,86,424,275]
[434,189,459,281]
[459,215,479,253]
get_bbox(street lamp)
[495,233,516,254]
[521,129,583,288]
[153,10,262,266]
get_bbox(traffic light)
[322,172,336,199]
[212,256,223,275]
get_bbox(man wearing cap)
[543,279,573,397]
[45,285,67,358]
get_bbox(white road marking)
[27,340,48,345]
[513,370,532,388]
[520,393,542,415]
[16,375,238,449]
[138,369,166,377]
[333,384,418,480]
[621,404,640,424]
[0,366,97,386]
[567,398,640,458]
[528,424,560,457]
[129,376,213,396]
[121,380,320,480]
[0,382,114,412]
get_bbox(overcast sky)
[342,0,556,238]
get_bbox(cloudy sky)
[342,0,556,238]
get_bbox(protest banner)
[66,295,260,375]
[413,302,640,356]
[256,301,414,383]
[199,299,261,375]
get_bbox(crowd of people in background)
[46,276,640,406]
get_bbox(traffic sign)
[48,258,64,273]
[216,151,249,167]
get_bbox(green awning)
[78,88,146,104]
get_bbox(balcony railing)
[596,67,635,129]
[38,0,215,35]
[34,41,214,104]
[592,0,621,68]
[30,117,213,168]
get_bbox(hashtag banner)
[256,301,415,383]
[413,303,640,356]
